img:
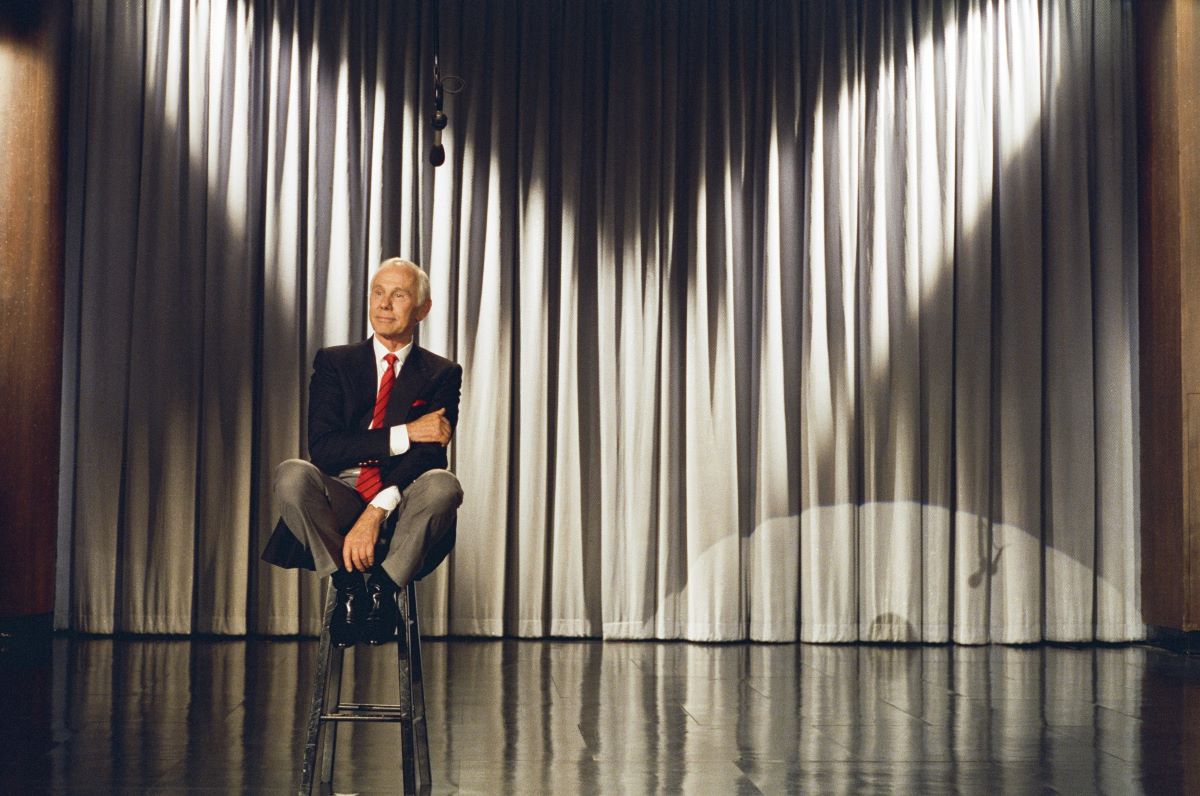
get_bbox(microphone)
[430,61,447,167]
[430,106,447,167]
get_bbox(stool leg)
[407,582,431,791]
[319,645,345,786]
[397,587,417,795]
[300,583,337,795]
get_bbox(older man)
[263,258,463,646]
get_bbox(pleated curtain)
[57,0,1141,643]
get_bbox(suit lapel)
[386,345,429,425]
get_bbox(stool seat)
[300,580,431,795]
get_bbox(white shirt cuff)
[369,485,402,516]
[389,423,410,456]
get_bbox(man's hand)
[343,505,387,572]
[407,407,451,446]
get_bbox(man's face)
[369,265,430,346]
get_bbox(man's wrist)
[369,485,402,515]
[389,423,410,455]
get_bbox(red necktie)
[355,352,398,501]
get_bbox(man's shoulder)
[413,345,460,375]
[316,339,372,364]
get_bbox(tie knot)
[384,353,397,368]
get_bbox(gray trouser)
[273,458,462,586]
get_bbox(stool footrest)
[322,709,411,722]
[338,701,407,711]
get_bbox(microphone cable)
[430,0,464,167]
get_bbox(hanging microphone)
[431,72,446,167]
[430,0,446,168]
[429,0,461,168]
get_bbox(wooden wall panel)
[1179,0,1200,633]
[1138,0,1200,633]
[0,0,68,622]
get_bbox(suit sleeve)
[307,348,391,475]
[433,362,463,431]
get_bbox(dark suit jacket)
[261,338,462,572]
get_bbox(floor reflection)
[0,635,1197,793]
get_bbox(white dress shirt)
[336,336,413,515]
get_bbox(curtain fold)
[58,0,1141,642]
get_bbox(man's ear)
[416,299,432,323]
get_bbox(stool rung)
[338,701,407,712]
[322,709,411,722]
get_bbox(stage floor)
[1,635,1197,793]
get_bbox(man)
[263,258,463,646]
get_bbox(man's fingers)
[342,525,375,572]
[410,410,452,445]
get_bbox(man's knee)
[274,458,322,505]
[412,470,463,514]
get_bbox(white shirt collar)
[372,335,412,375]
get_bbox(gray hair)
[377,257,430,305]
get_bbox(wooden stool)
[299,580,431,795]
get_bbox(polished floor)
[1,634,1198,794]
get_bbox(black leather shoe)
[362,575,399,645]
[330,573,367,648]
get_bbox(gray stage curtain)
[56,0,1141,642]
